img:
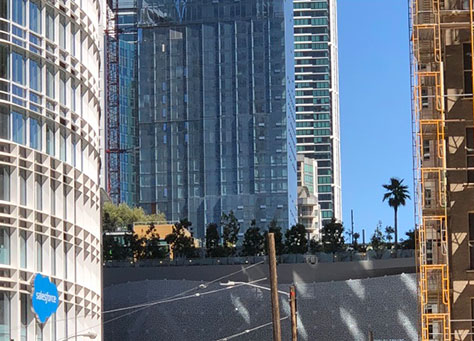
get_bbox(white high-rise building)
[0,0,103,339]
[294,0,341,224]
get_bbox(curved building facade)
[0,0,102,339]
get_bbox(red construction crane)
[105,0,121,204]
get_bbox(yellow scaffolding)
[410,0,451,339]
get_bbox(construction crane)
[105,0,121,204]
[104,0,181,206]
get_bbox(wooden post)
[290,285,297,341]
[368,330,374,341]
[268,233,281,341]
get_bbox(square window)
[12,52,25,85]
[29,1,41,34]
[12,0,26,26]
[12,111,26,144]
[29,117,41,150]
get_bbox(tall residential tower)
[294,0,341,225]
[0,0,103,339]
[135,0,297,237]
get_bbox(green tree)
[352,232,360,251]
[285,224,308,254]
[142,223,167,259]
[221,211,240,255]
[382,178,411,249]
[309,239,323,253]
[205,223,220,256]
[264,219,285,255]
[400,229,416,250]
[165,219,197,258]
[102,202,166,232]
[385,225,395,248]
[370,222,386,254]
[321,218,345,253]
[205,223,226,257]
[103,235,132,261]
[102,202,166,261]
[241,220,265,256]
[131,232,147,261]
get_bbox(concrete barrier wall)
[104,257,415,287]
[104,273,418,341]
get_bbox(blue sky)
[338,0,414,241]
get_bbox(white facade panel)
[0,0,103,339]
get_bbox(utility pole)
[290,285,297,341]
[362,229,366,247]
[351,209,354,245]
[267,233,281,341]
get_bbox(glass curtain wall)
[137,0,296,237]
[118,1,139,205]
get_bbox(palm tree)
[382,178,410,249]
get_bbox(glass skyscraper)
[117,0,139,205]
[135,0,297,238]
[294,0,341,225]
[104,0,139,206]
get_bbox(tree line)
[103,203,415,262]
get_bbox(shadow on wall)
[103,274,418,341]
[104,256,415,286]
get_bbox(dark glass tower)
[136,0,297,238]
[117,0,139,205]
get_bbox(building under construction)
[411,0,474,339]
[106,0,298,236]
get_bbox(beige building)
[297,186,321,240]
[411,0,474,339]
[297,155,322,240]
[133,223,197,259]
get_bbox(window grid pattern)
[137,0,297,236]
[0,0,102,340]
[294,0,341,224]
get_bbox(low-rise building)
[297,155,322,240]
[298,186,322,240]
[104,222,197,260]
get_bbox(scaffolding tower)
[411,0,451,339]
[411,0,474,339]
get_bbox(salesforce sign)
[32,274,60,323]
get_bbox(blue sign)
[32,274,59,323]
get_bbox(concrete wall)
[104,257,415,287]
[445,29,474,339]
[103,273,418,341]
